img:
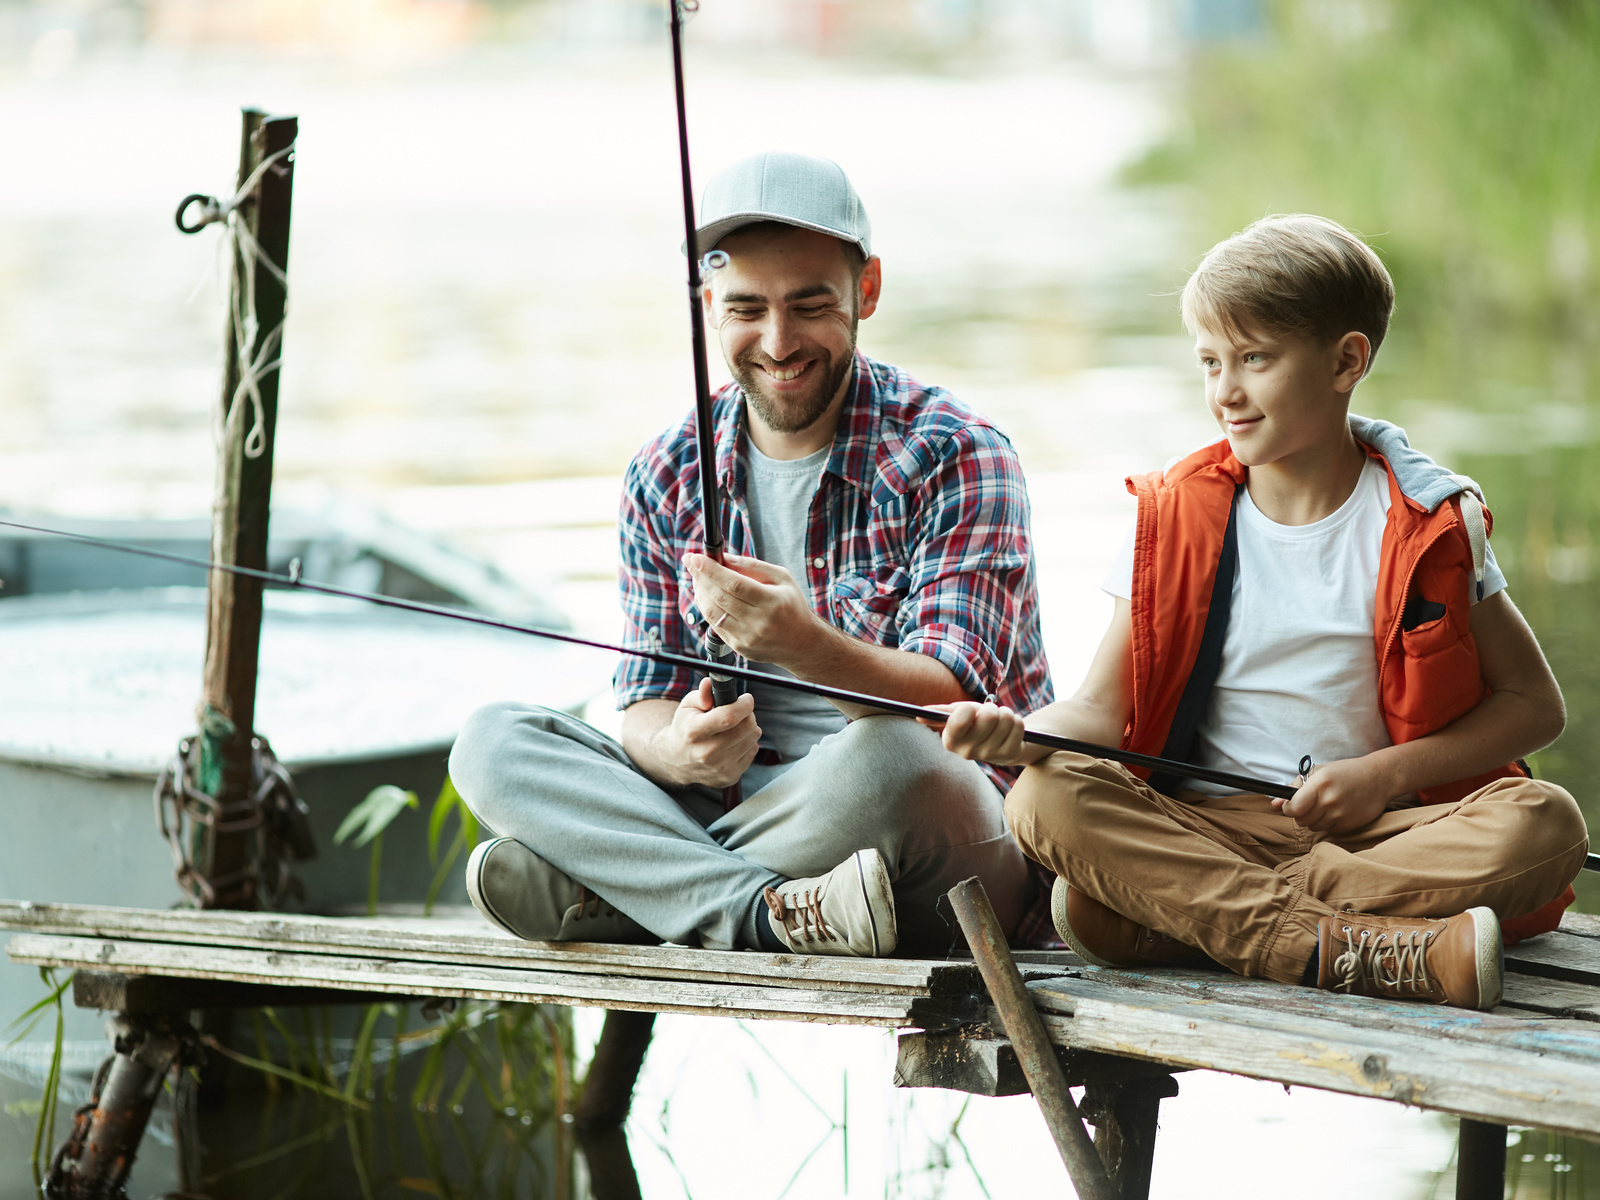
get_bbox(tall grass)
[1135,0,1600,401]
[193,999,576,1199]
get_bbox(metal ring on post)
[174,193,221,235]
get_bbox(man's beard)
[732,332,857,435]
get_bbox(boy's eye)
[1244,352,1266,365]
[1198,357,1218,370]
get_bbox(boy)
[937,215,1587,1009]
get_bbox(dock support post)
[574,1010,655,1200]
[947,878,1118,1200]
[1081,1075,1180,1200]
[1455,1119,1506,1200]
[46,1014,190,1199]
[575,1010,656,1132]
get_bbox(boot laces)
[1333,924,1433,996]
[764,883,836,946]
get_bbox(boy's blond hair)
[1182,215,1395,369]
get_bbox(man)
[449,152,1053,957]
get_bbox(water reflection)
[173,1002,574,1200]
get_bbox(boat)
[0,502,608,1034]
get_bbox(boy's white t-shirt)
[1102,458,1506,794]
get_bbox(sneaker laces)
[573,887,616,922]
[764,883,836,946]
[1332,924,1433,996]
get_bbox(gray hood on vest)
[1349,414,1478,512]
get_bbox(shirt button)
[812,557,825,569]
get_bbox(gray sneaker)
[465,837,656,944]
[763,848,897,957]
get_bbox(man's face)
[705,225,880,436]
[1194,322,1358,468]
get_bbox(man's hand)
[685,551,823,668]
[1273,756,1399,833]
[644,679,762,789]
[924,701,1029,765]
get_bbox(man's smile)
[760,360,815,385]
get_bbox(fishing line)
[10,517,1595,873]
[0,517,1286,793]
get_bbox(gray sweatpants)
[448,704,1035,953]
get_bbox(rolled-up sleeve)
[894,425,1032,701]
[613,455,696,708]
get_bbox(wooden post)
[1455,1119,1507,1200]
[575,1010,657,1132]
[946,878,1118,1200]
[1081,1076,1180,1200]
[195,109,297,910]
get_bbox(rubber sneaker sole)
[1465,905,1504,1009]
[1050,876,1116,968]
[465,837,522,939]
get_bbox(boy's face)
[1193,322,1365,468]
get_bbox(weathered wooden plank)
[1027,977,1600,1136]
[1029,969,1600,1063]
[1011,966,1600,1068]
[1499,975,1600,1022]
[1558,912,1600,941]
[7,934,952,1028]
[1505,931,1600,985]
[73,971,404,1013]
[0,901,964,996]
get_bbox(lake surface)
[0,21,1593,1198]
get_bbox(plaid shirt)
[614,352,1059,947]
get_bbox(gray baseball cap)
[696,152,872,259]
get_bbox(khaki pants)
[1005,752,1589,984]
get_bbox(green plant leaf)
[367,832,384,918]
[427,779,462,866]
[335,786,418,849]
[424,826,466,917]
[201,1034,369,1110]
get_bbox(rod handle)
[706,631,742,708]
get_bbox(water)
[0,4,1594,1196]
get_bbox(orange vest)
[1123,438,1570,944]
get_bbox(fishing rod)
[17,515,1599,876]
[0,516,1293,794]
[668,0,742,813]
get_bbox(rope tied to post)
[174,141,296,463]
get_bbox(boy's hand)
[923,701,1027,764]
[1273,757,1395,833]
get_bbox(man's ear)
[1333,331,1371,393]
[857,256,883,320]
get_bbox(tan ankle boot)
[1316,908,1503,1010]
[1051,878,1213,969]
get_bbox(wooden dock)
[6,899,1600,1195]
